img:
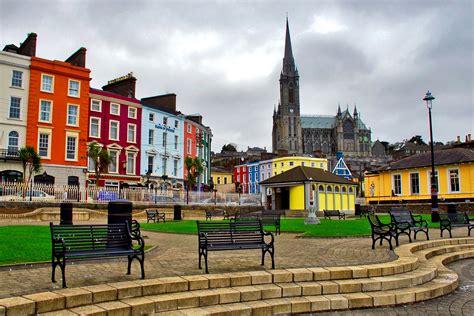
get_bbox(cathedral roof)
[301,115,335,129]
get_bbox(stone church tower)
[272,19,302,154]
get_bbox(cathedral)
[272,19,372,159]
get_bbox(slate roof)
[376,148,474,172]
[301,116,335,129]
[301,113,369,130]
[259,166,354,185]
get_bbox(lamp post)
[423,90,439,222]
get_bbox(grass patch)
[0,226,154,266]
[0,225,51,265]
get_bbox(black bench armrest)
[127,222,145,251]
[52,237,66,255]
[199,232,209,247]
[263,231,274,246]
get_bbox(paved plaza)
[0,220,473,314]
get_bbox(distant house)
[391,141,444,160]
[260,166,357,212]
[210,167,234,193]
[365,148,474,204]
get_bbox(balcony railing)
[0,148,20,160]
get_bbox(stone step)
[1,237,473,315]
[34,249,474,315]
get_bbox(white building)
[0,50,31,181]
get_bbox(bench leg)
[127,255,132,275]
[469,227,473,237]
[371,234,377,250]
[127,253,145,279]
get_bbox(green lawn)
[0,214,461,265]
[0,226,153,266]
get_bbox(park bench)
[368,214,395,250]
[323,210,346,220]
[50,221,145,288]
[233,213,282,235]
[146,209,166,223]
[439,212,473,238]
[197,220,275,273]
[359,208,375,218]
[389,208,429,244]
[205,209,230,221]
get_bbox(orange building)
[26,48,91,186]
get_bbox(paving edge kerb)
[0,237,473,315]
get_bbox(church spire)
[353,104,358,117]
[282,17,297,76]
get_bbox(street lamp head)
[423,90,435,109]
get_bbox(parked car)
[149,195,177,203]
[0,189,55,202]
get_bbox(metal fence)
[0,182,262,205]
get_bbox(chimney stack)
[65,47,87,67]
[141,94,177,114]
[18,32,37,57]
[468,134,472,142]
[457,136,461,143]
[102,73,137,98]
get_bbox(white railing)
[0,182,262,205]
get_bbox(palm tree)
[88,142,112,187]
[18,146,41,196]
[185,156,204,204]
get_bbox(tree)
[408,135,427,145]
[88,142,112,187]
[185,156,204,203]
[18,146,41,189]
[221,144,237,152]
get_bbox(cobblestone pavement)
[0,230,397,298]
[313,259,474,315]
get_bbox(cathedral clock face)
[289,108,294,113]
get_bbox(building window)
[217,177,221,184]
[9,97,21,119]
[175,120,179,128]
[8,131,19,154]
[173,159,178,176]
[327,185,333,192]
[187,139,192,154]
[148,129,154,145]
[128,107,137,119]
[224,177,228,184]
[66,135,77,160]
[108,150,118,173]
[38,133,50,158]
[109,121,119,140]
[89,117,100,138]
[410,173,420,194]
[449,169,460,192]
[90,99,101,112]
[41,74,54,92]
[147,155,154,173]
[68,80,80,97]
[393,174,402,195]
[39,100,52,122]
[281,162,284,167]
[127,124,136,143]
[162,157,167,175]
[429,170,439,192]
[11,70,23,88]
[174,135,178,150]
[126,152,135,174]
[163,117,168,125]
[187,124,191,133]
[289,161,294,166]
[110,103,120,115]
[88,156,95,172]
[301,162,305,166]
[67,104,79,126]
[162,133,167,147]
[149,113,154,122]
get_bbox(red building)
[183,119,197,181]
[87,74,142,187]
[234,164,249,193]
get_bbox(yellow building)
[260,166,357,212]
[270,156,328,176]
[365,148,474,204]
[210,167,234,193]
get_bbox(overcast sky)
[1,0,472,152]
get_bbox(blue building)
[140,94,184,189]
[247,161,260,194]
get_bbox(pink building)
[87,74,142,187]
